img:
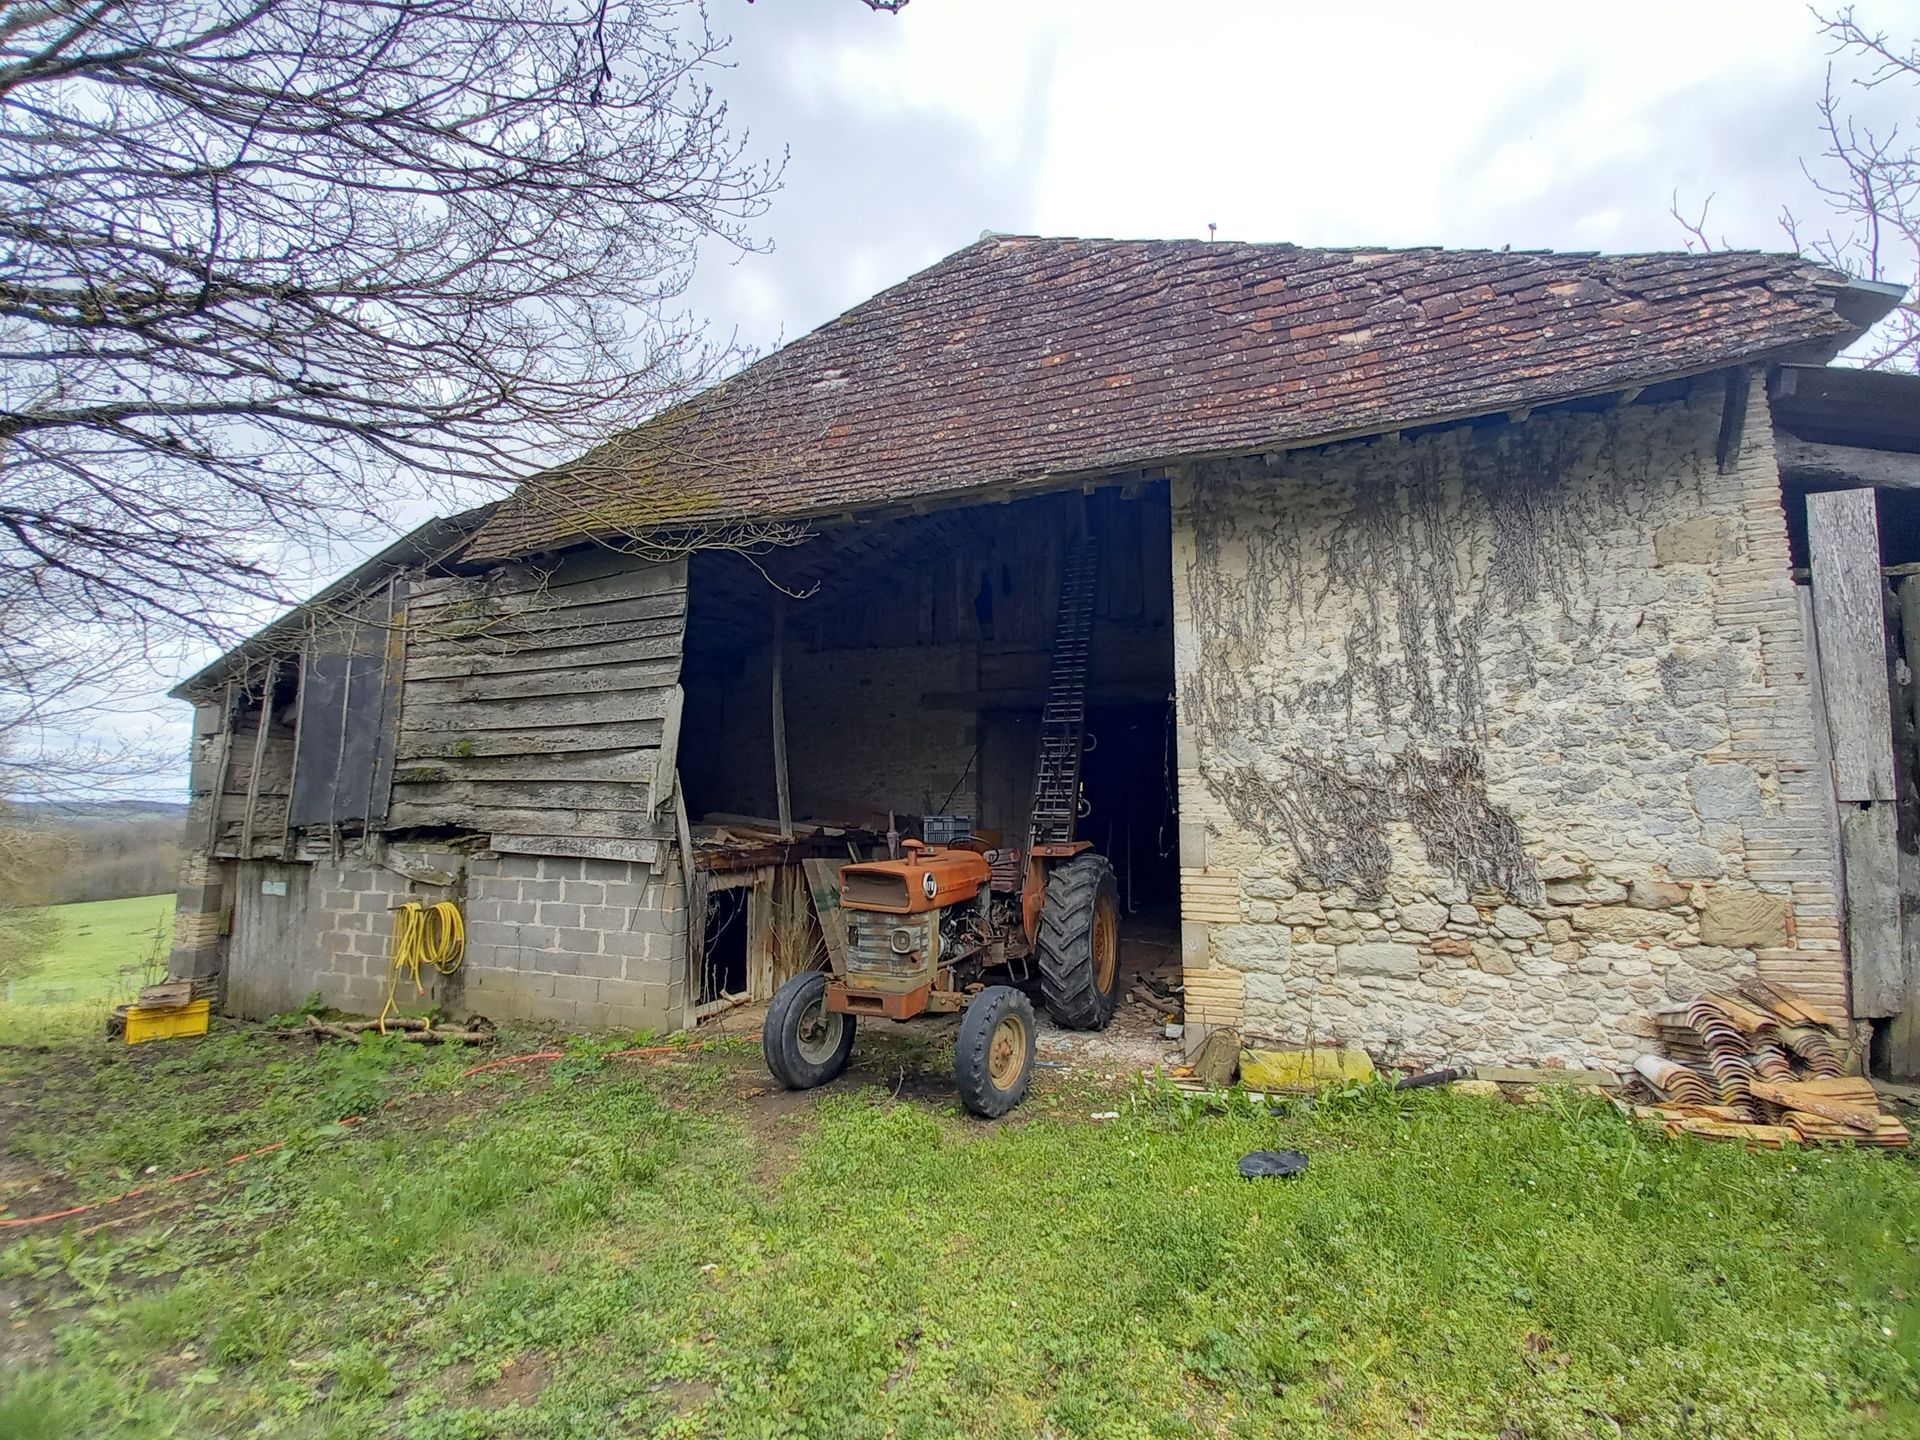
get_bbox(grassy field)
[1,1023,1916,1440]
[5,892,176,1001]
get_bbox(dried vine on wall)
[1184,411,1667,904]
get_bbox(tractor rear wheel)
[763,970,855,1091]
[955,985,1037,1118]
[1037,852,1120,1030]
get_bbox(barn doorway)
[699,885,749,1007]
[677,479,1183,1010]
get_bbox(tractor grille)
[844,912,936,980]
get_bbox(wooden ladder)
[1027,533,1099,849]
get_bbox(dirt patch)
[477,1350,550,1408]
[652,1376,715,1412]
[735,1081,813,1190]
[0,1272,68,1370]
[701,981,1183,1099]
[691,998,1175,1159]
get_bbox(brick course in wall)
[1170,374,1842,1070]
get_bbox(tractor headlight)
[889,926,916,955]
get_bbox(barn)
[168,236,1920,1076]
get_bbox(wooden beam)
[1894,577,1920,1073]
[201,681,237,851]
[802,857,850,977]
[1715,366,1750,472]
[771,593,792,841]
[281,644,311,859]
[1798,582,1846,929]
[747,865,776,999]
[1779,434,1920,490]
[1842,803,1906,1017]
[648,684,683,816]
[489,834,661,865]
[1806,489,1896,802]
[675,777,700,1029]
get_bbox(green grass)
[1,1027,1916,1439]
[0,894,176,1043]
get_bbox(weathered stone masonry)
[1172,376,1842,1068]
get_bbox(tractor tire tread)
[954,985,1037,1118]
[1036,853,1119,1031]
[762,970,855,1091]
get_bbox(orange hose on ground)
[0,1117,364,1231]
[460,1041,704,1077]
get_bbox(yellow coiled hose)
[379,900,466,1033]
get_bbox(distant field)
[2,894,176,1030]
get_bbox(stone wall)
[223,846,688,1032]
[1171,375,1843,1069]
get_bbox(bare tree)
[1676,6,1920,369]
[0,0,904,793]
[0,587,175,803]
[0,1,917,646]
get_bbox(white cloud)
[54,0,1916,797]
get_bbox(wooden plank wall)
[1805,489,1906,1018]
[393,551,687,853]
[1891,577,1920,1075]
[1807,491,1897,803]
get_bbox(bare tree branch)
[0,0,895,791]
[1673,8,1919,370]
[1787,12,1920,368]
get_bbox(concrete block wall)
[686,638,980,826]
[786,643,979,823]
[1171,375,1843,1070]
[461,853,687,1032]
[225,847,689,1033]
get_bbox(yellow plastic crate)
[125,998,211,1045]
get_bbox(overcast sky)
[88,0,1916,799]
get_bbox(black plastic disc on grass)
[1238,1149,1308,1179]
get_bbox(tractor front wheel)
[1037,853,1120,1030]
[955,985,1037,1118]
[763,970,855,1091]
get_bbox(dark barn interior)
[676,482,1180,1003]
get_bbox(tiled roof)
[467,236,1861,560]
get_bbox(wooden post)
[1799,585,1846,936]
[674,778,700,1030]
[281,643,311,861]
[747,865,776,998]
[1806,489,1904,1018]
[1808,491,1896,803]
[649,684,683,817]
[771,593,793,841]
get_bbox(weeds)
[2,1031,1916,1438]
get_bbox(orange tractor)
[762,838,1121,1116]
[763,535,1121,1116]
